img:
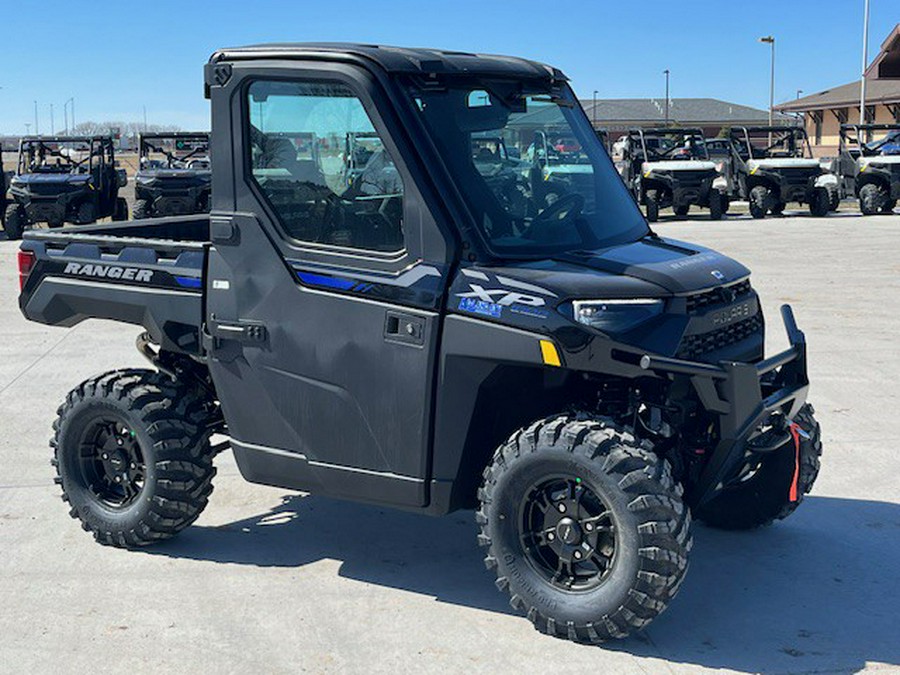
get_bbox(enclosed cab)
[17,44,821,645]
[3,136,128,239]
[133,132,212,218]
[727,126,837,218]
[619,127,726,221]
[834,123,900,215]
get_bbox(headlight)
[573,299,664,333]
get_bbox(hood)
[136,168,211,181]
[642,160,717,172]
[458,237,750,304]
[860,155,900,167]
[13,173,91,187]
[748,158,819,171]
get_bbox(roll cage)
[627,127,711,162]
[729,126,812,161]
[16,136,115,176]
[139,132,211,169]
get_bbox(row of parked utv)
[612,123,900,221]
[1,132,210,240]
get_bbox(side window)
[247,80,405,253]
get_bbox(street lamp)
[796,89,803,99]
[759,36,775,128]
[592,89,598,127]
[663,69,670,125]
[64,97,75,135]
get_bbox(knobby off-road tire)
[881,198,896,214]
[708,192,724,220]
[645,191,660,222]
[76,201,96,225]
[477,414,692,643]
[3,203,25,240]
[132,199,151,220]
[809,188,830,217]
[829,189,841,212]
[859,183,883,215]
[694,404,821,530]
[52,369,217,547]
[674,204,690,218]
[749,185,770,219]
[114,197,129,221]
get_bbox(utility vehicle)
[134,133,212,219]
[4,136,128,239]
[1,144,7,229]
[832,124,900,215]
[726,126,836,218]
[619,128,726,221]
[18,44,821,644]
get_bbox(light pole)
[64,97,74,135]
[796,89,803,99]
[592,89,598,128]
[34,100,39,135]
[663,69,670,125]
[50,104,55,135]
[860,0,870,125]
[759,36,775,128]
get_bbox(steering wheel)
[534,192,584,225]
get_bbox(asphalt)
[1,211,899,674]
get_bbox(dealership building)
[775,24,900,156]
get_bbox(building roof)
[579,98,787,125]
[865,24,900,79]
[775,78,900,113]
[211,43,563,80]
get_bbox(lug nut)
[558,503,566,513]
[547,532,555,541]
[130,463,136,469]
[585,523,594,532]
[117,439,123,446]
[573,550,582,560]
[114,476,121,483]
[101,453,109,460]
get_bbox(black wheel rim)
[77,415,146,509]
[519,476,617,592]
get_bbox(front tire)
[674,204,689,218]
[694,404,821,530]
[809,188,830,217]
[76,201,96,225]
[749,185,770,219]
[859,183,882,215]
[478,415,692,643]
[645,191,660,222]
[133,199,151,220]
[52,369,217,547]
[3,203,26,240]
[708,192,724,220]
[114,197,129,221]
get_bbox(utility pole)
[797,89,803,99]
[860,0,870,125]
[50,104,55,135]
[663,70,670,125]
[592,90,598,128]
[143,105,148,131]
[759,36,775,127]
[34,100,39,135]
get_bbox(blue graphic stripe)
[174,276,202,289]
[296,272,356,291]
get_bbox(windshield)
[18,140,98,175]
[406,78,648,256]
[140,135,210,170]
[632,130,709,161]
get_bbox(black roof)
[211,43,565,80]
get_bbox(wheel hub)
[555,517,582,545]
[79,418,146,508]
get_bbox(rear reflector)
[17,250,36,292]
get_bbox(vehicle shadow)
[146,494,900,672]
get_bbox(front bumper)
[635,304,808,506]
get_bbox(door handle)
[208,314,268,345]
[384,311,425,346]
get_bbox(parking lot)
[1,213,898,674]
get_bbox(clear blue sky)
[0,0,894,135]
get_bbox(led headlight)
[573,299,664,333]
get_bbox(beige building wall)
[804,104,899,157]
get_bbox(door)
[206,66,449,508]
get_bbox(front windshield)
[140,135,210,170]
[634,130,708,161]
[407,78,648,256]
[19,140,94,175]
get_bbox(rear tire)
[645,191,660,222]
[674,204,689,218]
[829,189,841,212]
[133,199,151,220]
[693,404,821,530]
[749,185,770,219]
[52,369,217,547]
[809,188,830,217]
[3,203,26,240]
[114,197,129,221]
[478,414,692,643]
[859,183,882,215]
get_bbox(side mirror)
[116,168,128,188]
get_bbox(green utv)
[17,44,821,644]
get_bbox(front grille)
[686,279,752,313]
[779,168,817,185]
[677,314,763,360]
[672,170,713,184]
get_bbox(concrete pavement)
[1,213,898,674]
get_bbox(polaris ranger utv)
[17,44,821,644]
[133,133,212,219]
[4,136,128,239]
[727,126,836,219]
[619,127,726,221]
[833,123,900,215]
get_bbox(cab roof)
[210,43,566,81]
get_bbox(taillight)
[17,250,36,292]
